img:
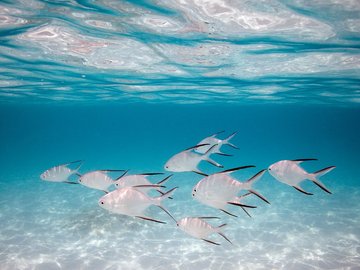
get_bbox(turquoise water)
[1,1,360,270]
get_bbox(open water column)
[0,1,359,270]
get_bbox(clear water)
[0,1,360,270]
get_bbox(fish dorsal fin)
[210,130,225,138]
[292,158,318,164]
[214,165,255,175]
[61,160,83,167]
[99,169,126,173]
[192,170,208,177]
[115,170,129,181]
[184,143,210,152]
[139,172,164,176]
[197,216,220,220]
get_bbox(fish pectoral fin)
[292,185,313,195]
[192,170,208,177]
[227,201,257,208]
[135,216,166,224]
[215,165,255,175]
[292,158,318,163]
[184,143,210,151]
[202,238,220,246]
[220,209,238,218]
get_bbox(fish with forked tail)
[268,159,335,195]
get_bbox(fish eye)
[100,201,104,205]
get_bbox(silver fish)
[98,186,177,224]
[195,131,238,156]
[78,170,124,193]
[177,217,232,245]
[192,166,269,217]
[268,159,335,195]
[40,160,82,184]
[114,171,172,194]
[164,144,222,175]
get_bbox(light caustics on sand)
[0,0,359,104]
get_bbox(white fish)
[177,217,232,246]
[195,131,238,155]
[98,186,177,224]
[78,170,125,193]
[114,171,172,194]
[40,160,82,184]
[164,144,222,175]
[268,159,335,195]
[192,166,269,217]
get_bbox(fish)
[40,160,82,184]
[176,217,232,245]
[194,131,238,156]
[164,144,222,175]
[192,166,269,217]
[78,169,125,193]
[268,159,335,195]
[98,186,177,224]
[114,171,172,195]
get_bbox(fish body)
[177,217,231,245]
[268,159,335,195]
[40,160,82,183]
[98,186,177,223]
[195,132,238,155]
[192,167,268,216]
[79,171,114,192]
[193,173,241,209]
[164,144,222,175]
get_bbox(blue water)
[1,1,360,270]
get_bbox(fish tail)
[216,224,233,244]
[154,187,178,224]
[224,131,238,149]
[156,174,173,186]
[244,169,266,188]
[73,161,83,173]
[309,166,335,194]
[155,186,178,205]
[203,144,223,168]
[245,170,270,204]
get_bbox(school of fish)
[40,131,336,246]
